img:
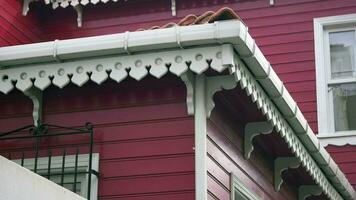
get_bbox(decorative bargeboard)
[0,45,232,94]
[22,0,177,27]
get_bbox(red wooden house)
[0,0,356,200]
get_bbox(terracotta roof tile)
[137,7,241,31]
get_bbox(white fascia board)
[0,20,244,67]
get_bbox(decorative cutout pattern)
[206,75,237,117]
[244,121,273,159]
[0,45,232,94]
[23,0,178,26]
[46,0,119,9]
[233,55,344,200]
[274,157,301,191]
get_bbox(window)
[314,13,356,146]
[13,153,99,200]
[231,174,260,200]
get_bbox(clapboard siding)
[0,0,42,46]
[207,106,297,200]
[327,146,356,189]
[34,0,355,133]
[0,77,195,199]
[2,0,356,194]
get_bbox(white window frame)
[314,13,356,146]
[13,153,99,200]
[230,173,261,200]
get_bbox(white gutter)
[0,22,239,67]
[0,20,354,199]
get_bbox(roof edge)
[0,20,354,200]
[0,20,244,67]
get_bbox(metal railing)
[0,122,98,200]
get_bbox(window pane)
[38,167,86,196]
[329,31,356,79]
[331,83,356,131]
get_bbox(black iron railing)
[0,123,98,200]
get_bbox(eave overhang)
[0,20,354,200]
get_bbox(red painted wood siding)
[0,0,42,46]
[2,0,356,193]
[207,107,296,200]
[0,76,195,200]
[327,145,356,187]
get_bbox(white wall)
[0,156,85,200]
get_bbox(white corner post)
[194,74,207,200]
[192,73,237,200]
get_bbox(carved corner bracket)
[180,72,195,116]
[244,121,273,159]
[24,87,43,127]
[274,157,301,191]
[181,74,237,117]
[206,75,237,118]
[298,185,322,200]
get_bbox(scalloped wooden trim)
[244,122,273,159]
[0,45,230,94]
[23,0,177,26]
[233,55,344,200]
[0,45,235,132]
[274,157,301,191]
[318,132,356,147]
